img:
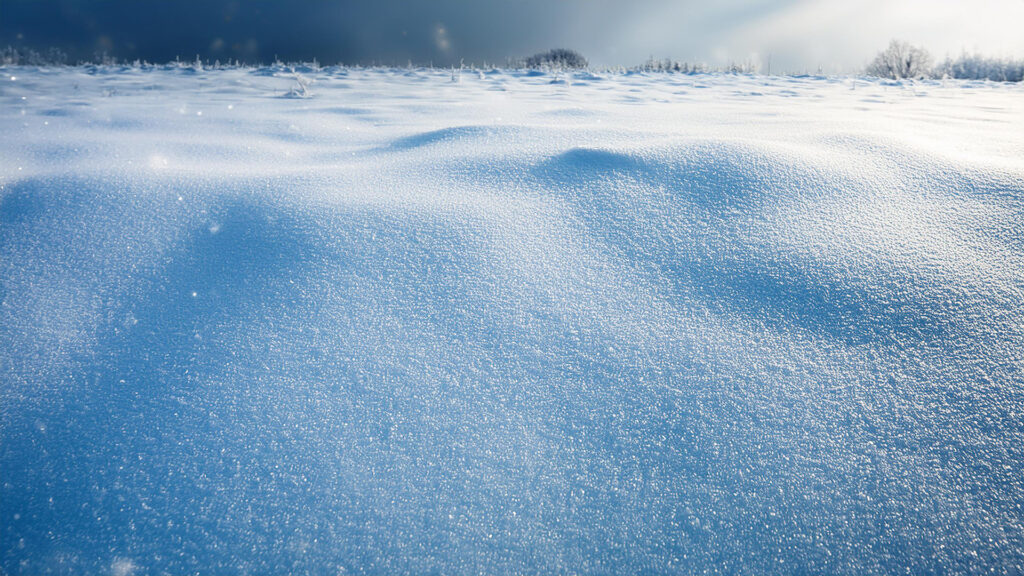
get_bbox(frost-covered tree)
[865,40,932,79]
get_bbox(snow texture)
[2,66,1024,574]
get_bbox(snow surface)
[2,66,1024,574]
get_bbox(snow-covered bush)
[283,72,313,98]
[523,49,588,69]
[865,40,932,79]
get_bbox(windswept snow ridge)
[2,67,1024,574]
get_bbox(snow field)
[2,66,1024,574]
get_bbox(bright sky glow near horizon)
[2,0,1023,70]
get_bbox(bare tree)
[866,40,933,79]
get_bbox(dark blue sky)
[2,0,620,65]
[2,0,1021,69]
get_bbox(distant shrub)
[934,53,1024,83]
[636,57,709,74]
[1,46,69,66]
[523,49,588,69]
[865,40,932,79]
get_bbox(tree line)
[4,42,1022,82]
[866,40,1024,82]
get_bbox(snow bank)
[2,67,1024,574]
